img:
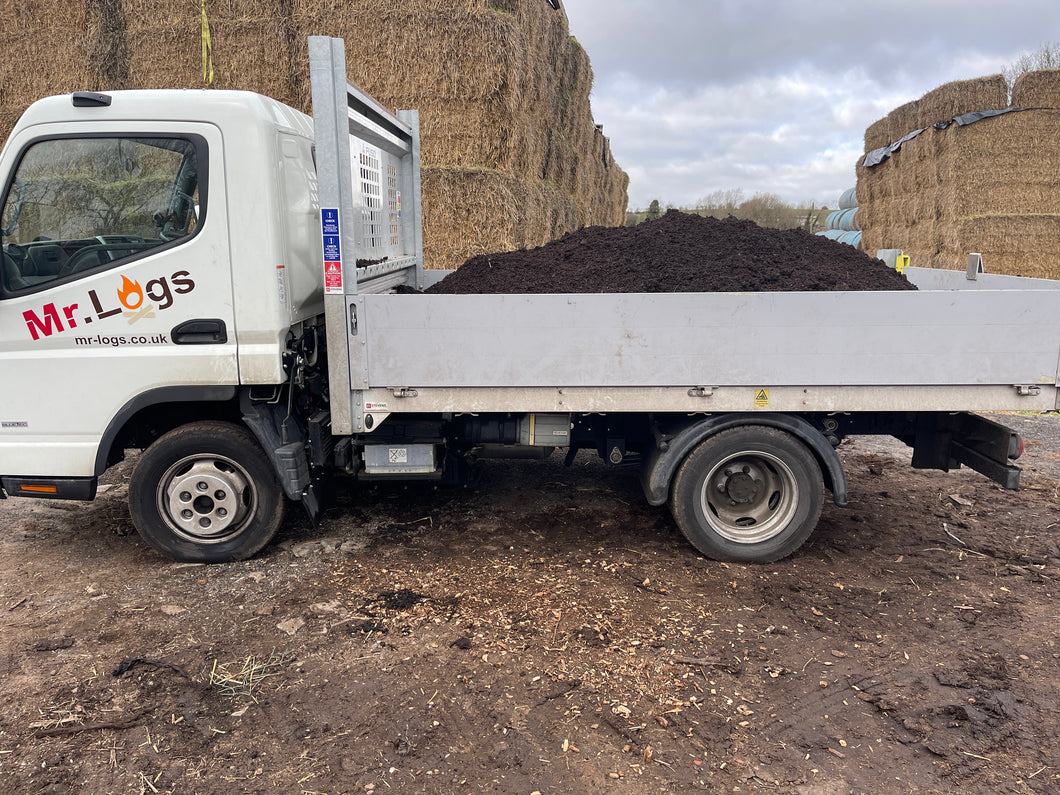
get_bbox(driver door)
[0,121,237,482]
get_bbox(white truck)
[1,38,1056,564]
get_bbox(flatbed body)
[334,268,1060,434]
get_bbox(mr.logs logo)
[22,270,195,341]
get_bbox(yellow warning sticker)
[754,388,770,408]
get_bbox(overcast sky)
[561,0,1058,210]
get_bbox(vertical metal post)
[396,109,424,289]
[309,36,357,433]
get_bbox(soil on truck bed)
[426,210,916,294]
[1,413,1058,794]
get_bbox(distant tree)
[626,193,827,229]
[1004,42,1060,93]
[694,189,744,218]
[737,192,800,228]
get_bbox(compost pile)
[426,210,915,294]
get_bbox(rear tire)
[129,421,285,563]
[670,426,824,562]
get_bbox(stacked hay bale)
[857,72,1060,278]
[0,0,628,270]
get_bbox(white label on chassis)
[388,448,408,464]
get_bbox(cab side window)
[1,136,203,295]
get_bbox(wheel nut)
[215,490,226,500]
[180,491,191,501]
[199,518,211,528]
[217,508,228,518]
[197,481,208,491]
[181,510,193,519]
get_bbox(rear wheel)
[670,426,824,562]
[129,421,285,563]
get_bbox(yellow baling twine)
[201,0,214,85]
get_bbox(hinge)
[1014,384,1041,397]
[687,386,714,398]
[392,387,419,398]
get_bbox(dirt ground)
[1,413,1058,795]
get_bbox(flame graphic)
[117,276,144,310]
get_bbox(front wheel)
[670,426,824,563]
[129,422,285,563]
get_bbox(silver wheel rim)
[698,449,799,544]
[156,454,256,544]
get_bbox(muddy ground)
[1,413,1058,794]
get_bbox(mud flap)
[241,398,320,519]
[300,479,324,527]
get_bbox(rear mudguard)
[641,413,847,508]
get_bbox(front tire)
[670,426,824,562]
[129,422,285,563]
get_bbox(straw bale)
[916,75,1007,128]
[0,108,26,149]
[858,84,1060,275]
[943,110,1060,217]
[116,27,314,109]
[856,149,908,202]
[200,19,297,102]
[895,191,936,227]
[864,115,891,152]
[0,0,87,31]
[291,9,531,111]
[941,216,1060,278]
[859,216,913,263]
[1011,69,1060,109]
[887,100,920,142]
[0,30,95,104]
[421,166,581,270]
[122,26,203,89]
[118,0,294,30]
[294,0,485,13]
[416,100,538,173]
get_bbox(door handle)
[172,318,228,345]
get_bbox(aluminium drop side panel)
[904,267,1060,292]
[356,288,1060,405]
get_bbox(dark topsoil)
[426,210,915,294]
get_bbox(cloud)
[591,65,890,207]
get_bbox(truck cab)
[0,90,321,519]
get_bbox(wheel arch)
[640,413,847,508]
[94,386,240,476]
